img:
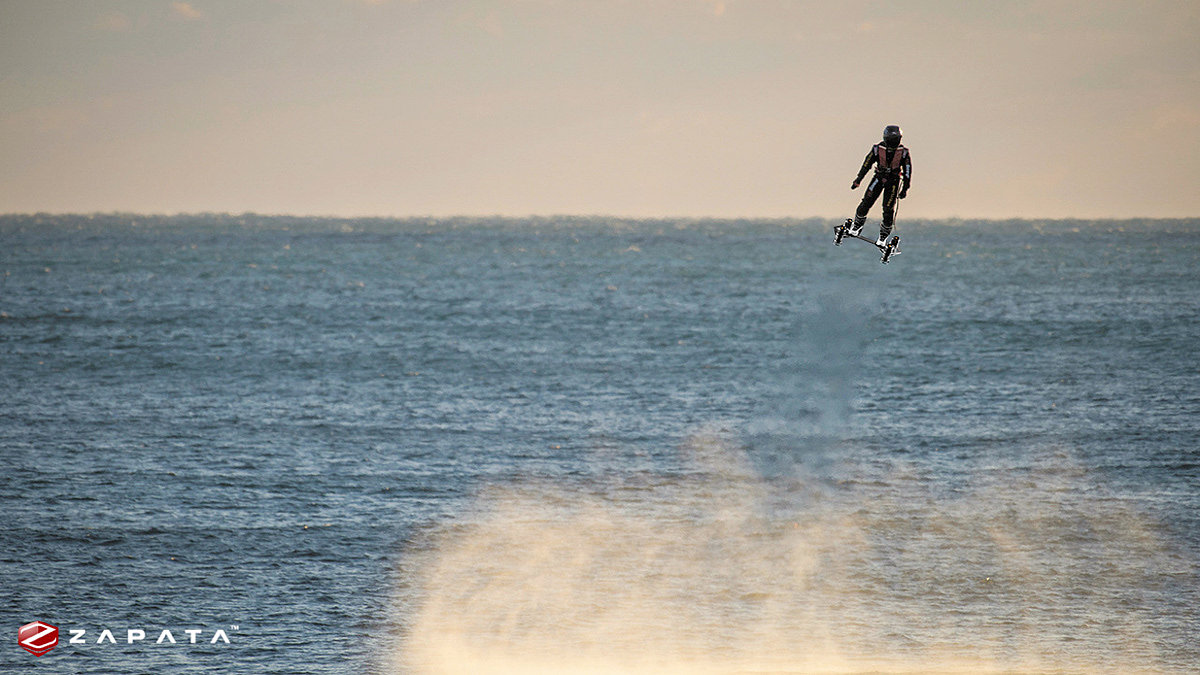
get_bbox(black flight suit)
[852,144,912,241]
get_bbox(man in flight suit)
[848,125,912,247]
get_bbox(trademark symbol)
[230,625,239,631]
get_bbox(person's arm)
[899,149,912,198]
[852,147,876,189]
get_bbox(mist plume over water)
[395,296,1188,674]
[397,433,1183,674]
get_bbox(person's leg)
[878,181,899,242]
[852,177,882,233]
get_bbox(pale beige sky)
[1,0,1197,218]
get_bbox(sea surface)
[2,214,1198,674]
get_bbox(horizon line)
[2,211,1197,224]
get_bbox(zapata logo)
[19,621,58,657]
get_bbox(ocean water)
[1,214,1198,674]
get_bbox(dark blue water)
[2,214,1197,673]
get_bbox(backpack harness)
[874,144,908,181]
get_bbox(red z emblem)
[19,621,58,657]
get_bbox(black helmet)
[883,125,902,147]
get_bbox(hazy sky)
[2,0,1197,218]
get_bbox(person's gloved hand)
[851,179,860,189]
[899,185,909,199]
